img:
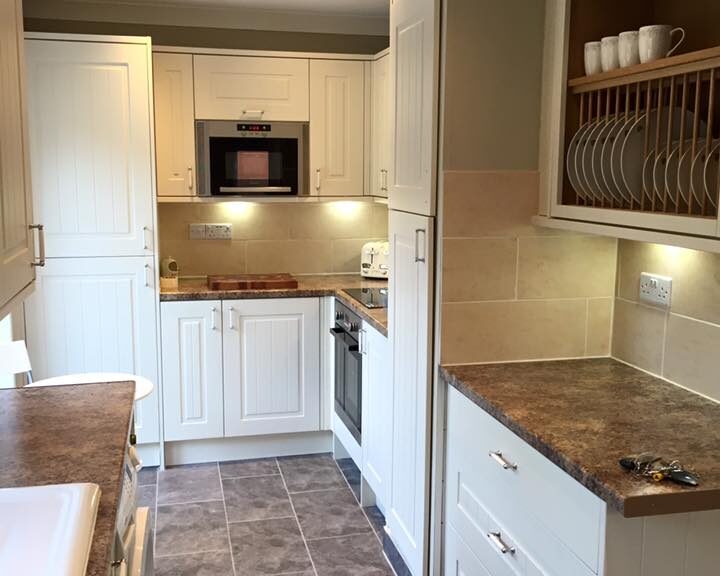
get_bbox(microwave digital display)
[237,123,271,132]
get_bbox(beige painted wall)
[612,240,720,402]
[159,202,388,276]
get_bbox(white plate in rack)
[600,116,631,203]
[566,122,591,202]
[702,140,720,209]
[677,139,707,206]
[592,116,624,203]
[575,119,604,203]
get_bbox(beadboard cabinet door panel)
[370,54,391,198]
[25,40,154,257]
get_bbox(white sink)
[0,483,101,576]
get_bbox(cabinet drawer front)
[446,387,603,574]
[194,55,309,121]
[444,524,493,576]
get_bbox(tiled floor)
[138,454,395,576]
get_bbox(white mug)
[639,25,685,63]
[618,31,640,67]
[601,36,620,72]
[584,41,602,76]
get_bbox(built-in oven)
[331,300,363,444]
[196,120,307,196]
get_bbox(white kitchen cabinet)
[25,39,155,258]
[389,0,440,216]
[193,55,309,121]
[24,256,161,444]
[223,298,320,437]
[361,322,391,510]
[153,52,196,197]
[0,0,35,317]
[161,300,224,442]
[309,59,365,197]
[387,210,434,576]
[370,54,391,198]
[444,524,492,576]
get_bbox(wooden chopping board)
[207,273,299,290]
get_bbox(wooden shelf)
[157,195,389,205]
[568,45,720,94]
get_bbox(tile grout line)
[156,497,225,508]
[217,462,238,576]
[305,530,376,543]
[276,457,320,576]
[227,515,296,525]
[154,547,231,560]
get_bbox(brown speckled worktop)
[0,382,135,576]
[161,274,388,337]
[440,358,720,518]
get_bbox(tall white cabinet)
[370,53,391,198]
[23,35,160,447]
[0,0,35,317]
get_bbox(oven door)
[331,327,362,443]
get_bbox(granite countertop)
[0,382,136,576]
[161,274,389,337]
[440,358,720,518]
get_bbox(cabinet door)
[223,298,320,437]
[24,256,160,444]
[444,525,492,576]
[0,0,35,314]
[25,40,154,257]
[153,53,196,197]
[194,55,309,121]
[387,210,434,576]
[389,0,439,216]
[371,54,391,198]
[309,60,365,197]
[161,300,224,441]
[361,323,392,510]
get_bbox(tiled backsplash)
[612,240,720,402]
[158,201,388,276]
[441,171,618,364]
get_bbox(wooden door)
[309,60,365,197]
[0,0,35,315]
[371,54,391,198]
[387,209,434,575]
[160,300,224,441]
[389,0,439,216]
[25,39,155,257]
[223,298,320,437]
[24,256,160,444]
[153,52,196,197]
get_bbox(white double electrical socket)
[189,223,206,240]
[188,223,233,240]
[639,272,672,308]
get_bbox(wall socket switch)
[639,272,672,308]
[189,223,206,240]
[205,223,233,240]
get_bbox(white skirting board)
[163,431,333,466]
[136,444,161,468]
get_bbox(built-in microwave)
[196,120,307,196]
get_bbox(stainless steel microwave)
[195,120,307,196]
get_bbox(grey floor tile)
[383,532,412,576]
[308,532,394,576]
[336,458,361,502]
[223,475,293,523]
[292,487,372,540]
[158,463,222,505]
[365,505,386,537]
[155,500,229,557]
[154,550,234,576]
[278,453,346,493]
[138,466,158,486]
[137,484,156,527]
[229,517,312,575]
[219,457,279,479]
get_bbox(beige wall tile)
[518,236,617,299]
[288,203,373,240]
[246,240,333,274]
[371,204,389,238]
[663,315,720,402]
[441,299,587,364]
[442,238,517,302]
[586,298,613,357]
[164,240,247,276]
[612,298,666,374]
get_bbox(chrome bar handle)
[414,228,426,263]
[29,224,45,267]
[380,169,388,192]
[488,531,515,555]
[241,109,265,118]
[315,168,321,191]
[489,450,518,471]
[187,167,194,191]
[211,307,218,331]
[143,226,152,250]
[359,328,367,356]
[228,306,235,330]
[144,264,153,288]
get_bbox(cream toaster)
[361,241,390,279]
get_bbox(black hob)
[343,287,388,309]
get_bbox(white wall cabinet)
[370,54,391,198]
[387,210,434,576]
[361,322,391,510]
[24,256,161,444]
[389,0,440,216]
[161,300,224,442]
[0,0,35,316]
[309,59,365,197]
[25,39,155,258]
[194,55,309,121]
[153,52,196,197]
[223,298,320,437]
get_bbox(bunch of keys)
[619,453,700,486]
